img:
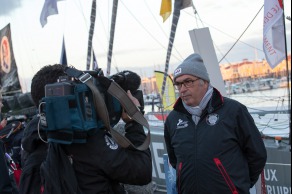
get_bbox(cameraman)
[20,64,152,194]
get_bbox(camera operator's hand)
[121,90,141,123]
[0,118,7,129]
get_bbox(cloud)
[0,0,22,16]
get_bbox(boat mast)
[281,0,291,146]
[106,0,119,76]
[86,0,97,70]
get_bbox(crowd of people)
[0,53,267,194]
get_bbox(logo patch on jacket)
[104,133,118,150]
[206,113,219,126]
[176,119,188,129]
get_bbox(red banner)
[0,23,21,94]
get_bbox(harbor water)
[145,87,291,113]
[144,87,291,138]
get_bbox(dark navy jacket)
[164,88,267,194]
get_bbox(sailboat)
[143,1,291,193]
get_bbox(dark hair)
[31,64,65,106]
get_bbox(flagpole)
[281,0,291,146]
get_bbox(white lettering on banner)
[151,142,165,179]
[264,169,278,181]
[266,185,291,194]
[264,167,291,193]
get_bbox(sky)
[0,0,291,93]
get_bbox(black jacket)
[164,88,267,194]
[0,140,13,194]
[20,116,152,194]
[19,116,47,194]
[61,121,152,194]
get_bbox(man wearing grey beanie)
[164,53,267,194]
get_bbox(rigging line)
[188,4,233,65]
[218,5,264,64]
[189,8,232,65]
[184,11,264,54]
[192,4,227,61]
[74,0,102,68]
[261,96,283,132]
[75,0,86,17]
[119,0,182,62]
[215,44,232,64]
[95,2,109,53]
[12,19,35,87]
[236,93,289,100]
[190,4,204,28]
[74,0,90,32]
[143,0,183,60]
[95,2,119,73]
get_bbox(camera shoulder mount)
[64,66,150,151]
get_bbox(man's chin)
[182,98,193,106]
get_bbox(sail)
[0,24,21,94]
[155,71,176,111]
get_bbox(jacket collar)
[173,88,224,116]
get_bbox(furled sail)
[106,0,119,76]
[86,0,97,70]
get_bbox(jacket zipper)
[213,158,239,194]
[177,162,183,194]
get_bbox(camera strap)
[64,67,150,151]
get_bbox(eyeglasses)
[173,78,200,90]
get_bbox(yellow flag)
[160,0,172,22]
[154,71,176,111]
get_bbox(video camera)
[39,67,143,144]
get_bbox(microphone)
[109,70,144,110]
[109,70,141,93]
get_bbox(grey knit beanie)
[173,53,210,82]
